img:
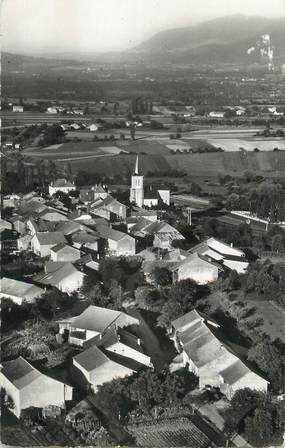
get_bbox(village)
[2,2,285,447]
[1,150,285,447]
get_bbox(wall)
[58,271,85,293]
[106,342,152,366]
[177,262,219,285]
[20,375,67,412]
[0,373,21,418]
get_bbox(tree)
[247,338,284,393]
[151,267,172,287]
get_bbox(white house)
[190,237,248,274]
[208,111,225,118]
[33,262,85,293]
[50,243,81,262]
[13,105,24,113]
[72,345,138,392]
[171,310,269,400]
[46,107,58,114]
[171,253,222,285]
[0,357,73,418]
[31,232,66,257]
[58,305,139,348]
[96,225,136,256]
[49,179,76,196]
[0,277,44,305]
[87,124,99,132]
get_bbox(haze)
[2,0,285,55]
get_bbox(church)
[129,155,170,208]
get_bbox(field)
[207,137,285,152]
[43,151,285,180]
[24,142,127,161]
[128,419,210,448]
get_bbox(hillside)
[56,152,285,179]
[128,14,285,64]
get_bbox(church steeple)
[130,154,144,207]
[134,154,139,174]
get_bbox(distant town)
[1,9,285,448]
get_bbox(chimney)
[137,338,141,346]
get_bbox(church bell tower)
[130,155,144,207]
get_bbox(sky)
[1,0,285,55]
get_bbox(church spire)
[134,154,139,175]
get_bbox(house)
[50,243,81,262]
[46,107,58,114]
[2,194,21,208]
[208,111,225,118]
[0,277,45,305]
[49,178,76,196]
[79,184,108,203]
[87,124,99,132]
[0,357,73,418]
[31,232,66,257]
[0,218,13,233]
[8,215,26,235]
[70,123,81,130]
[72,345,142,392]
[190,237,248,274]
[27,218,55,236]
[72,109,84,115]
[71,230,100,253]
[38,208,69,222]
[13,105,24,113]
[170,253,223,285]
[98,327,152,367]
[170,310,268,400]
[18,234,32,252]
[90,195,127,221]
[131,207,158,222]
[58,305,139,348]
[96,225,136,256]
[130,218,185,250]
[33,261,85,293]
[0,229,19,254]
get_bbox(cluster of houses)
[1,156,268,423]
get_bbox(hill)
[128,14,285,65]
[55,152,285,179]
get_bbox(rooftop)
[51,178,74,188]
[34,231,66,246]
[1,357,41,390]
[1,277,44,299]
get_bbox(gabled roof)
[50,243,80,254]
[1,357,41,390]
[71,230,100,244]
[170,252,222,273]
[69,305,139,334]
[33,231,66,246]
[0,277,44,299]
[51,179,74,188]
[70,305,125,333]
[172,310,268,386]
[33,262,83,287]
[96,225,131,242]
[73,345,110,372]
[172,309,202,332]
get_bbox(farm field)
[23,142,127,160]
[207,137,285,152]
[128,419,210,448]
[35,151,285,179]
